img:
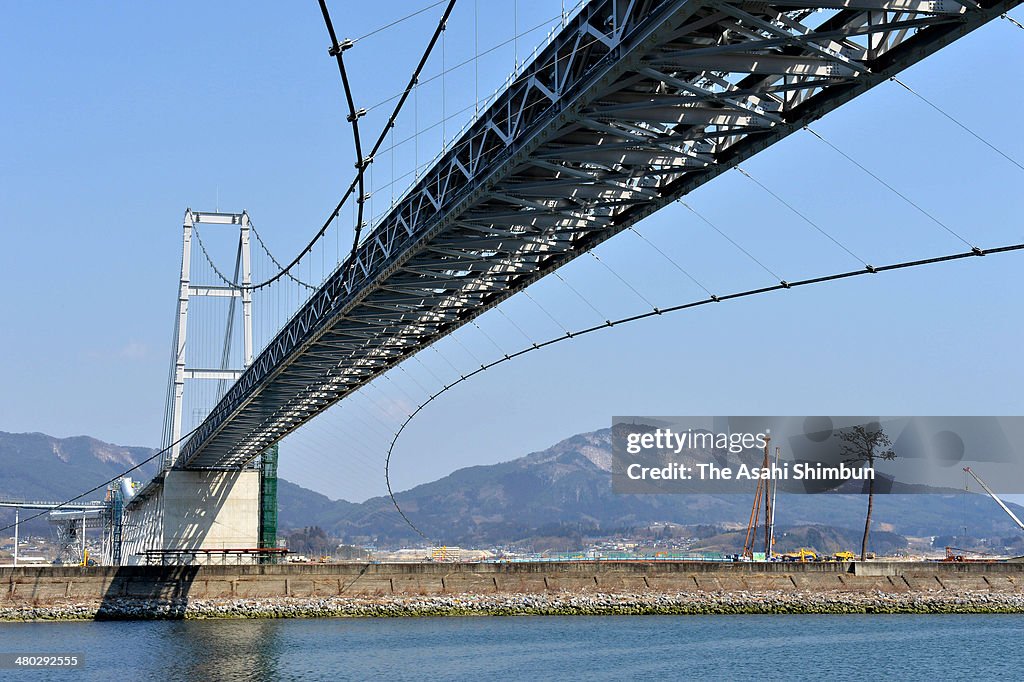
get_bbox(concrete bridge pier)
[122,470,260,565]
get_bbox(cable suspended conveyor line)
[177,0,1021,469]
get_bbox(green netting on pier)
[259,444,278,561]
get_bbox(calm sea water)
[0,614,1020,680]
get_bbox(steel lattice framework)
[178,0,1020,468]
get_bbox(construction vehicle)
[943,546,998,563]
[832,551,855,562]
[781,548,818,562]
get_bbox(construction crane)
[742,435,780,560]
[741,474,765,560]
[963,467,1024,532]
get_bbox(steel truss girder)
[177,0,1019,468]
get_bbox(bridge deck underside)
[179,0,1019,468]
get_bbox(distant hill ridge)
[2,429,1023,548]
[0,431,155,503]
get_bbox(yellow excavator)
[781,548,818,562]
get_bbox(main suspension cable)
[250,221,317,290]
[192,222,318,292]
[319,0,368,287]
[206,0,457,294]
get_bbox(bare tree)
[836,424,896,560]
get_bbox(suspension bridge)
[181,0,1023,470]
[4,0,1022,564]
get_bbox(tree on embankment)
[836,424,897,561]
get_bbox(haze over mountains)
[2,429,1022,552]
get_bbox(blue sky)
[2,2,1023,504]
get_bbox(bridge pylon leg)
[160,209,254,469]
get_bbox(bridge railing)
[141,547,290,566]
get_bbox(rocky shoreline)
[3,591,1024,621]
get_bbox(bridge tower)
[161,209,253,469]
[119,209,270,565]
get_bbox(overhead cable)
[803,126,976,250]
[890,76,1024,174]
[383,240,1024,540]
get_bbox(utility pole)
[13,508,18,567]
[81,510,87,566]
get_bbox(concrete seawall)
[3,561,1023,619]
